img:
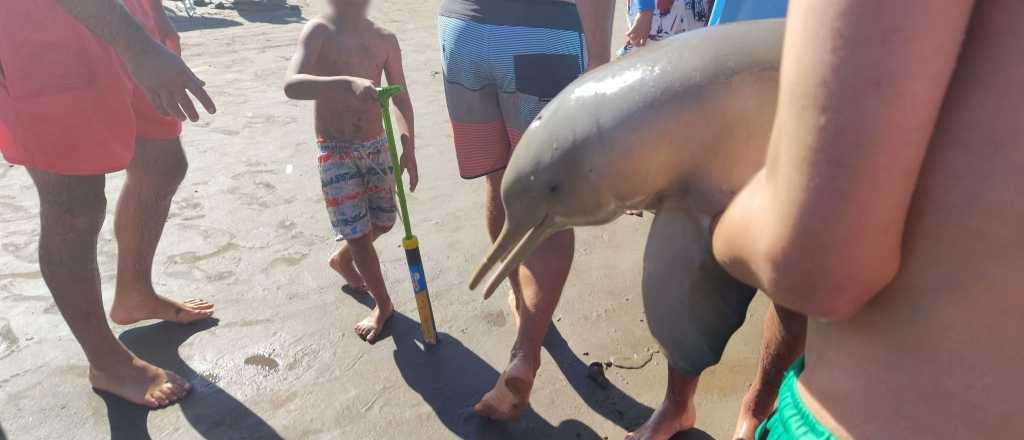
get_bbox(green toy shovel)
[377,85,438,345]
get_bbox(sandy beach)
[0,1,771,439]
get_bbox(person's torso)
[800,2,1024,438]
[313,18,387,142]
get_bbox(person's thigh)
[438,15,511,179]
[364,138,398,230]
[27,168,107,225]
[0,2,136,176]
[319,144,372,241]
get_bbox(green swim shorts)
[755,358,838,440]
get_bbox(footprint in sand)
[267,249,310,271]
[161,223,240,283]
[227,168,294,209]
[0,318,19,357]
[244,354,280,372]
[1,228,39,265]
[0,200,34,222]
[171,195,206,221]
[480,309,508,328]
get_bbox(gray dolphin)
[470,19,783,376]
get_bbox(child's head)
[328,0,370,16]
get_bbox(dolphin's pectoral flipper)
[642,204,757,376]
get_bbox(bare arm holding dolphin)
[284,20,378,102]
[712,0,973,320]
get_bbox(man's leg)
[109,137,214,325]
[626,366,699,440]
[734,303,807,439]
[475,171,576,420]
[28,168,190,408]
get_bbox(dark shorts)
[439,0,587,178]
[0,0,182,176]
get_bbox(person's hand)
[399,141,418,192]
[627,11,654,47]
[347,78,379,103]
[121,39,215,122]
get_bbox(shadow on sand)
[98,319,283,440]
[166,2,305,32]
[167,8,244,32]
[234,2,306,25]
[346,292,712,440]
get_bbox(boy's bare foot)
[474,353,538,421]
[625,398,696,440]
[90,356,192,408]
[329,251,365,289]
[354,303,393,343]
[110,293,215,325]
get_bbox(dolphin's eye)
[548,184,560,194]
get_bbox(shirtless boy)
[285,0,417,343]
[713,0,1024,438]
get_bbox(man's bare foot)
[625,398,697,440]
[90,356,191,408]
[354,304,393,344]
[329,252,365,289]
[474,353,538,421]
[110,293,215,325]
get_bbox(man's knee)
[31,173,108,237]
[134,138,188,188]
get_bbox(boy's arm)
[283,20,377,102]
[53,0,214,121]
[383,33,418,191]
[711,0,973,320]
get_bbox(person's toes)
[184,298,214,310]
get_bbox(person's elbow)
[765,244,901,321]
[283,78,301,100]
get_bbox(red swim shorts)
[0,0,182,176]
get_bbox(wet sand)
[0,1,770,439]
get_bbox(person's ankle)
[87,348,137,373]
[507,347,541,371]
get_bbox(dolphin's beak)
[470,214,557,300]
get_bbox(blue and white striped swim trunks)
[439,0,587,178]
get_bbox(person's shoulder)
[302,16,335,39]
[368,20,399,45]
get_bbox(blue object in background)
[708,0,788,25]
